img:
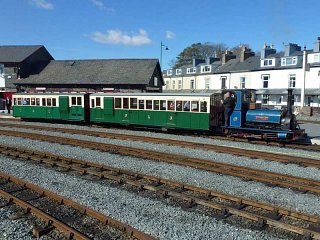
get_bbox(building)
[14,59,164,93]
[163,38,320,110]
[0,45,53,109]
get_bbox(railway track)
[0,121,319,165]
[0,119,319,152]
[0,129,320,195]
[0,171,154,240]
[1,145,320,239]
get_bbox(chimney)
[261,43,276,58]
[313,37,320,52]
[284,43,301,57]
[240,46,255,62]
[222,50,236,65]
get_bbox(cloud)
[90,0,105,10]
[30,0,54,10]
[90,29,152,46]
[166,31,175,39]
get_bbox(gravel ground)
[0,134,319,215]
[0,156,284,240]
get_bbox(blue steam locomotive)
[220,89,305,141]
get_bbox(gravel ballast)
[0,156,283,240]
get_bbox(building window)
[262,94,269,104]
[261,59,274,67]
[289,74,296,88]
[190,79,195,89]
[178,80,182,89]
[0,64,3,75]
[205,78,210,89]
[221,76,227,89]
[172,80,175,89]
[165,81,169,90]
[187,67,196,74]
[262,75,269,88]
[281,57,297,66]
[314,54,320,62]
[167,70,172,76]
[201,65,211,73]
[154,77,158,86]
[240,77,246,89]
[176,69,182,75]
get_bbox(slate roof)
[0,45,52,63]
[14,59,161,85]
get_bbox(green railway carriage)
[12,93,90,121]
[89,93,219,131]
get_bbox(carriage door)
[103,97,114,117]
[166,100,176,126]
[59,96,69,119]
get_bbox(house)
[14,59,164,93]
[0,45,53,109]
[163,38,320,109]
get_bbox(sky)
[1,0,320,70]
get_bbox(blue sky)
[1,0,320,70]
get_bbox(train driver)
[222,91,236,126]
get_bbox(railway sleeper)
[32,225,55,238]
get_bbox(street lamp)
[160,41,169,68]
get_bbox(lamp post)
[160,41,169,68]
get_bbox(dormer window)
[176,69,182,75]
[261,59,275,67]
[201,65,211,73]
[281,56,297,66]
[187,67,196,74]
[167,69,172,76]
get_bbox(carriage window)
[183,101,190,111]
[52,98,56,106]
[130,98,137,109]
[42,98,46,106]
[36,98,40,106]
[77,97,82,106]
[13,98,17,105]
[191,101,199,112]
[153,100,159,110]
[96,97,101,107]
[17,98,21,105]
[115,98,121,108]
[176,101,183,111]
[123,98,129,109]
[200,101,207,112]
[167,100,175,110]
[139,100,144,109]
[31,98,35,106]
[23,98,30,105]
[71,97,76,105]
[160,100,166,110]
[146,100,152,109]
[47,98,52,106]
[91,99,95,108]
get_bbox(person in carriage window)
[222,91,236,126]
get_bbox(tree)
[173,42,227,68]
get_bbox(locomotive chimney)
[287,89,293,116]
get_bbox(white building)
[163,38,320,108]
